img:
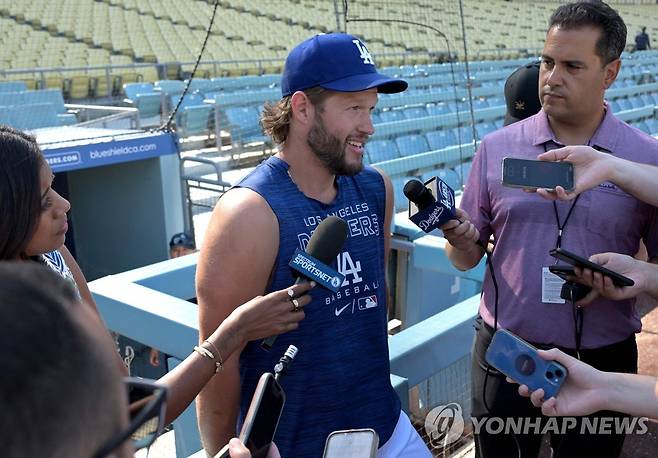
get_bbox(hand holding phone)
[238,373,286,458]
[502,157,574,191]
[486,329,568,399]
[549,248,634,287]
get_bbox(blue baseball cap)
[281,33,408,97]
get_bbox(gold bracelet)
[193,345,222,374]
[203,340,224,370]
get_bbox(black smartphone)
[549,248,634,287]
[502,157,574,191]
[239,373,286,458]
[548,265,576,282]
[486,329,568,399]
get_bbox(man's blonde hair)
[261,87,330,145]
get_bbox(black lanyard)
[552,197,580,250]
[543,142,584,356]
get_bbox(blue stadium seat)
[224,106,265,143]
[0,81,26,92]
[634,120,651,134]
[456,126,475,145]
[154,80,186,97]
[178,105,213,137]
[421,168,461,192]
[472,98,489,109]
[365,139,399,163]
[453,162,473,186]
[426,103,452,116]
[640,94,656,106]
[616,98,632,111]
[0,92,20,106]
[395,134,430,156]
[370,112,381,124]
[379,110,405,123]
[123,82,155,100]
[608,100,621,112]
[9,103,60,130]
[646,118,658,134]
[391,175,420,212]
[402,106,428,120]
[426,130,457,150]
[184,78,213,94]
[475,122,496,139]
[22,89,67,114]
[629,96,644,109]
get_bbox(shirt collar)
[531,101,619,152]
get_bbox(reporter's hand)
[535,146,613,201]
[507,348,608,416]
[440,208,481,251]
[572,253,647,305]
[228,281,315,344]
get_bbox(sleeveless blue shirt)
[236,156,400,457]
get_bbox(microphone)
[403,177,457,233]
[261,216,348,350]
[274,345,298,382]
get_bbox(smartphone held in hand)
[486,329,568,399]
[502,157,574,191]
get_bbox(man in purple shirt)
[441,2,658,457]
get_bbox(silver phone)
[322,428,378,458]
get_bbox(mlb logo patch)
[358,295,378,310]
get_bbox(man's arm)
[196,188,279,455]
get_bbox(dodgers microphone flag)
[404,177,457,233]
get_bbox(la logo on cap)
[352,39,374,65]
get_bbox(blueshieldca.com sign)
[288,249,345,292]
[41,131,178,172]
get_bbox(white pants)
[378,410,432,458]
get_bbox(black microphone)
[404,177,457,233]
[261,216,348,350]
[403,179,436,211]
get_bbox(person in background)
[634,26,650,51]
[503,60,542,126]
[169,231,197,258]
[148,231,199,368]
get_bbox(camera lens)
[555,369,564,378]
[515,354,536,376]
[546,371,554,379]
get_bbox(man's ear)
[290,91,314,126]
[603,58,621,89]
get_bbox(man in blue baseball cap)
[197,34,430,457]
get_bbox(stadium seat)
[366,139,400,163]
[402,106,429,120]
[177,105,213,137]
[426,103,452,116]
[123,82,155,100]
[395,134,430,157]
[421,168,461,192]
[426,130,458,150]
[0,81,27,92]
[391,175,420,212]
[380,109,406,123]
